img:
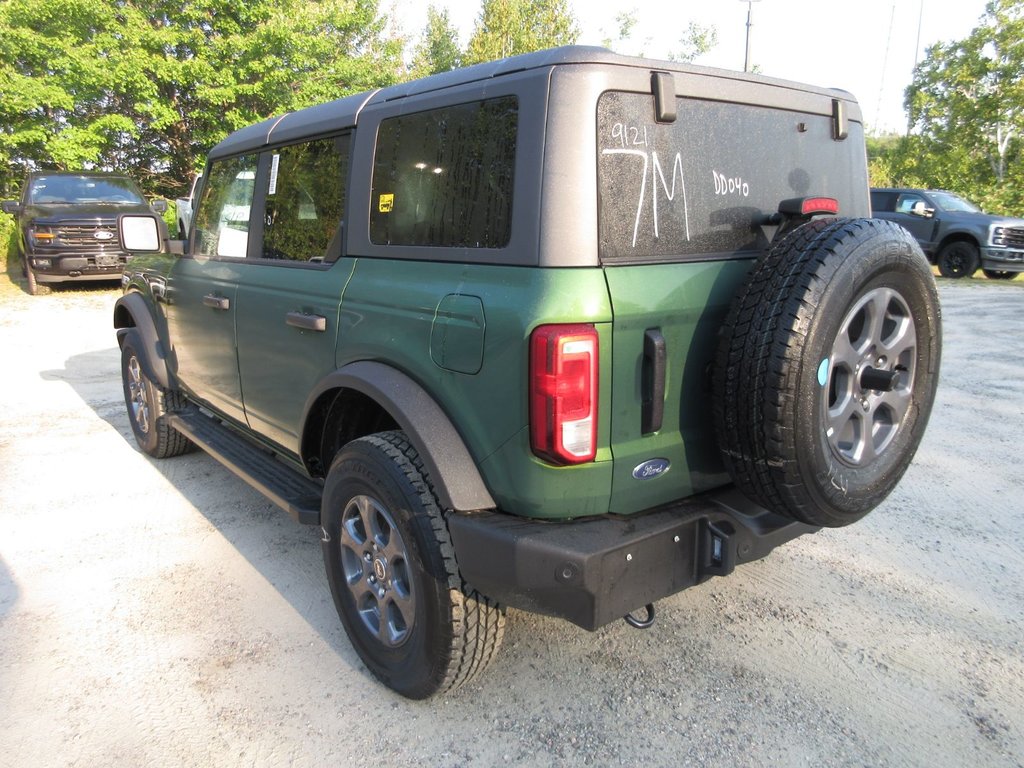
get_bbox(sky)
[390,0,994,135]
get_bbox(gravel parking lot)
[0,278,1021,768]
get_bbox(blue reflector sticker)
[817,358,830,387]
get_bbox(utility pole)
[742,0,762,73]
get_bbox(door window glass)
[262,135,349,262]
[370,97,517,248]
[896,194,926,214]
[193,155,258,258]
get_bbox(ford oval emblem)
[94,230,115,240]
[632,458,670,480]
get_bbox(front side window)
[262,136,349,262]
[896,194,927,214]
[370,96,517,248]
[193,154,258,259]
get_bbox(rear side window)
[597,92,867,261]
[262,135,349,262]
[870,189,896,213]
[369,97,517,248]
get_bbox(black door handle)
[642,329,666,435]
[203,294,229,310]
[286,311,326,332]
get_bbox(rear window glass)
[370,97,517,248]
[598,92,866,261]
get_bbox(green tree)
[670,22,719,63]
[464,0,579,65]
[410,6,463,78]
[0,0,402,198]
[903,0,1023,213]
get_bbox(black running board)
[167,410,322,526]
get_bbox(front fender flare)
[113,291,171,390]
[304,361,496,513]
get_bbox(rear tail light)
[530,324,598,465]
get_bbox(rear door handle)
[286,311,326,332]
[203,294,229,310]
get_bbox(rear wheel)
[322,431,505,699]
[937,241,979,278]
[714,218,941,528]
[983,269,1017,280]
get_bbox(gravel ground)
[0,278,1021,768]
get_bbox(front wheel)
[937,241,979,278]
[22,253,50,296]
[120,335,193,458]
[322,431,505,699]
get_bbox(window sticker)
[378,193,394,213]
[268,153,280,195]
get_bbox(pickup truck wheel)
[120,338,193,458]
[321,431,505,699]
[983,269,1017,280]
[22,257,50,296]
[714,218,941,528]
[937,241,979,278]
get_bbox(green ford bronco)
[114,47,941,698]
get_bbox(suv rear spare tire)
[714,218,941,528]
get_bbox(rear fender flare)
[303,361,496,513]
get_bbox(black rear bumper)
[447,489,816,631]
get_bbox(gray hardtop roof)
[208,45,861,160]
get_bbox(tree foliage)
[670,22,718,64]
[0,0,401,198]
[409,5,462,78]
[464,0,578,65]
[890,0,1024,214]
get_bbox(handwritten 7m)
[603,123,689,249]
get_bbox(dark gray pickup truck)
[870,187,1024,279]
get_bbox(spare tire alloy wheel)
[321,431,505,699]
[714,218,941,528]
[825,287,915,467]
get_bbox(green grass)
[0,215,23,300]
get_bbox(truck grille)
[56,222,120,248]
[993,226,1024,248]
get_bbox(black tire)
[714,218,941,528]
[120,336,193,458]
[321,431,505,699]
[22,255,50,296]
[983,269,1017,280]
[937,241,979,278]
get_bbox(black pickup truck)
[870,187,1024,279]
[2,171,167,295]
